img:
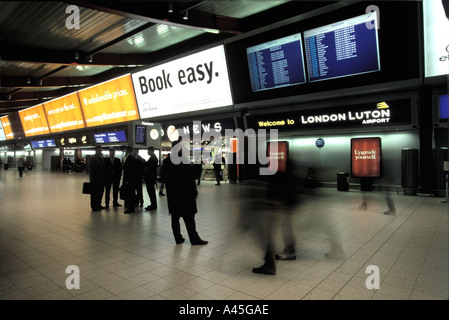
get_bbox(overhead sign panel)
[43,92,86,133]
[132,45,233,118]
[18,104,50,137]
[0,115,14,140]
[78,74,140,128]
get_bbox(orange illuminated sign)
[43,92,86,133]
[0,115,14,140]
[78,74,140,127]
[18,104,51,137]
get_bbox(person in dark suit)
[122,145,138,214]
[133,148,146,207]
[160,141,208,245]
[104,147,122,208]
[88,145,106,212]
[144,146,158,211]
[213,153,225,185]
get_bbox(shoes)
[145,205,157,211]
[252,264,276,275]
[92,208,101,212]
[138,201,144,207]
[105,204,109,208]
[159,192,165,196]
[176,238,185,244]
[191,239,208,245]
[384,210,396,215]
[99,205,106,210]
[113,202,122,207]
[215,183,220,186]
[124,209,135,214]
[275,252,296,260]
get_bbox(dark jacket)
[122,154,139,185]
[88,155,105,184]
[144,154,158,183]
[104,157,122,183]
[160,154,198,215]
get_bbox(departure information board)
[246,33,306,92]
[304,12,380,82]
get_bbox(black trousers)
[170,213,200,243]
[145,179,157,207]
[124,183,137,210]
[105,179,120,205]
[90,182,104,210]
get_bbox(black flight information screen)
[246,33,307,92]
[304,12,381,82]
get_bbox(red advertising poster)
[267,141,288,173]
[351,137,382,178]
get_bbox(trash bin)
[3,164,8,170]
[337,172,349,191]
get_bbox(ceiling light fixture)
[183,10,188,20]
[168,2,173,13]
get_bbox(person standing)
[17,155,26,177]
[104,147,122,208]
[144,146,158,211]
[160,141,208,245]
[213,153,225,185]
[122,146,138,214]
[88,146,106,212]
[132,148,146,207]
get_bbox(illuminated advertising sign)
[132,45,233,118]
[351,137,382,178]
[267,141,288,173]
[423,0,449,77]
[18,104,50,137]
[0,115,14,140]
[31,139,57,148]
[60,133,92,147]
[43,92,86,133]
[78,74,140,128]
[247,100,412,130]
[0,121,6,141]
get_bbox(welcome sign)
[132,45,233,118]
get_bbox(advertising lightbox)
[18,104,50,137]
[351,137,382,178]
[423,0,449,77]
[0,121,6,141]
[132,45,233,118]
[78,74,140,128]
[43,92,86,133]
[267,141,288,173]
[0,116,14,140]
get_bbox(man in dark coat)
[160,141,208,245]
[122,145,139,213]
[144,146,158,211]
[104,147,122,208]
[88,145,106,211]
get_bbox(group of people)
[88,143,207,246]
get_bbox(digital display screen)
[31,139,57,148]
[351,137,382,178]
[246,33,306,92]
[94,131,127,144]
[0,121,6,141]
[439,94,449,120]
[18,104,51,137]
[135,125,146,145]
[0,115,14,140]
[304,12,380,82]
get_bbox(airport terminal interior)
[0,0,449,303]
[0,168,447,300]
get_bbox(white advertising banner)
[132,45,233,118]
[424,0,449,77]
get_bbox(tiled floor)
[0,168,447,300]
